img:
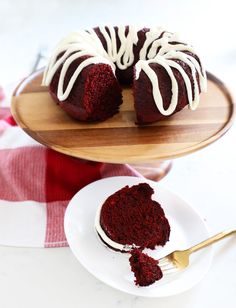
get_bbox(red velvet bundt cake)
[42,26,207,125]
[129,248,163,286]
[95,183,170,252]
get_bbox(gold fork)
[158,228,236,272]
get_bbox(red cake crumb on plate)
[129,248,163,286]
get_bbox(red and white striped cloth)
[0,102,141,247]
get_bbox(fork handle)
[189,228,236,253]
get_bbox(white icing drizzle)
[94,201,139,252]
[42,26,207,115]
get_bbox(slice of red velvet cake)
[95,183,170,252]
[129,249,163,286]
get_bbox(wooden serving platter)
[11,70,235,163]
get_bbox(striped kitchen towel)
[0,105,141,248]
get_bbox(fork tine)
[158,257,171,266]
[158,256,179,274]
[162,266,179,274]
[159,262,174,269]
[158,257,170,265]
[159,263,176,272]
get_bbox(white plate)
[64,176,213,297]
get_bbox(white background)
[1,0,236,86]
[0,1,236,307]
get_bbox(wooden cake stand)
[11,70,235,180]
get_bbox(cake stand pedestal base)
[130,161,172,181]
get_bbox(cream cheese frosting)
[42,26,207,116]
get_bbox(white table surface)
[1,0,236,307]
